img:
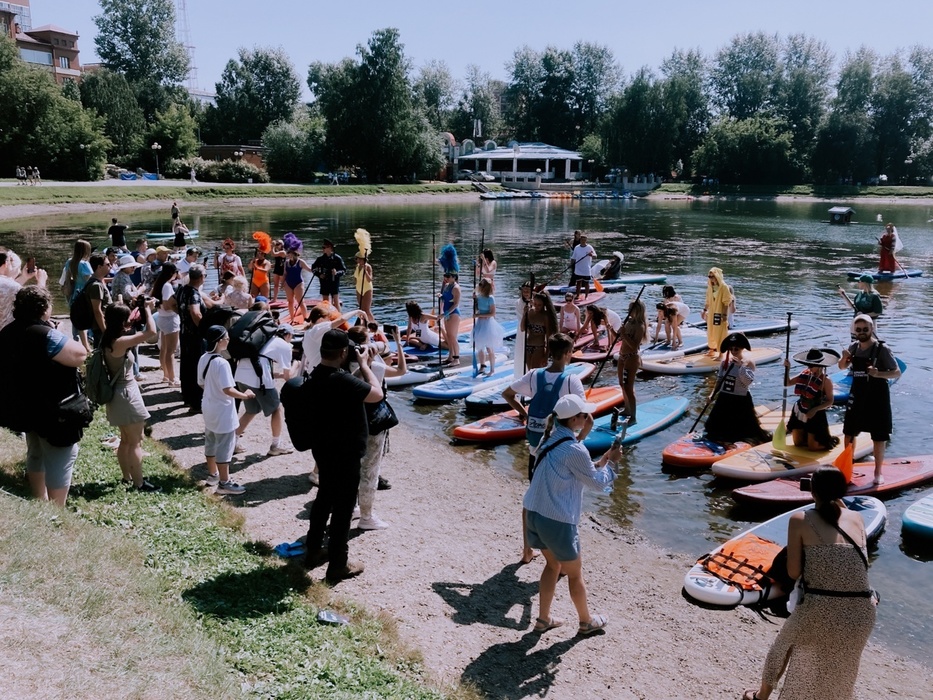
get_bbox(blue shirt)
[522,424,615,524]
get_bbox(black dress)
[704,360,771,443]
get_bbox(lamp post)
[79,143,89,179]
[535,167,541,190]
[151,142,162,177]
[904,158,913,186]
[233,150,244,162]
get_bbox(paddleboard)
[582,396,689,453]
[661,406,786,469]
[464,362,597,413]
[846,269,923,281]
[555,291,606,309]
[902,489,933,540]
[640,347,782,375]
[546,279,627,294]
[684,496,886,607]
[831,357,907,404]
[732,456,933,505]
[146,229,200,240]
[453,385,626,443]
[412,361,516,401]
[711,425,874,481]
[386,352,508,388]
[684,314,800,337]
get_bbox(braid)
[541,412,558,444]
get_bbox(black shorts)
[843,400,891,443]
[320,278,340,296]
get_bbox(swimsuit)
[354,266,373,295]
[273,254,286,276]
[252,262,270,288]
[284,259,303,290]
[561,308,578,331]
[441,284,460,316]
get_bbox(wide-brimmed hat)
[719,332,751,352]
[793,347,842,367]
[144,248,157,258]
[611,251,624,261]
[553,394,598,419]
[117,255,142,271]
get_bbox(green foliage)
[660,48,711,178]
[448,65,505,142]
[414,60,457,133]
[144,104,200,164]
[692,116,796,184]
[262,109,327,182]
[61,79,82,102]
[711,32,781,119]
[79,69,147,165]
[93,0,189,86]
[209,46,302,143]
[603,68,675,173]
[164,156,270,183]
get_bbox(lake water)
[4,196,932,663]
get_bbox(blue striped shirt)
[522,425,615,524]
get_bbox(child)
[473,278,505,376]
[271,239,286,301]
[559,292,581,337]
[197,326,254,495]
[653,285,690,349]
[703,332,771,444]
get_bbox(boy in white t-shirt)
[570,234,596,299]
[198,326,255,495]
[234,324,300,456]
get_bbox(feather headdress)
[252,231,272,254]
[438,243,460,274]
[283,232,303,253]
[354,228,372,259]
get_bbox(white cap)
[553,394,598,419]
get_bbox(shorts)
[320,278,340,296]
[156,311,180,335]
[25,432,78,491]
[237,382,280,417]
[569,273,591,285]
[525,510,580,562]
[205,429,236,464]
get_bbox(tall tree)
[94,0,189,87]
[871,53,917,179]
[504,46,545,141]
[692,116,796,184]
[209,47,301,143]
[603,68,673,174]
[660,48,711,177]
[143,103,199,165]
[569,42,622,138]
[449,65,505,141]
[79,69,146,165]
[711,32,781,119]
[414,60,457,133]
[262,107,327,182]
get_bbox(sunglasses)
[854,327,871,333]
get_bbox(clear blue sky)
[40,0,933,97]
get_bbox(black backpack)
[227,310,279,389]
[69,278,101,331]
[280,373,314,451]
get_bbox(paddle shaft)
[687,355,732,433]
[588,284,647,390]
[433,233,443,378]
[472,230,483,373]
[780,312,793,418]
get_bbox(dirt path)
[138,361,932,700]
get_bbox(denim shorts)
[525,510,580,561]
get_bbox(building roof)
[15,31,45,45]
[827,206,855,214]
[458,142,582,162]
[28,24,79,36]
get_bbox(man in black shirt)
[311,239,346,311]
[108,218,129,252]
[302,329,382,582]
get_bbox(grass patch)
[656,182,933,199]
[0,418,477,700]
[0,182,476,207]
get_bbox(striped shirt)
[522,424,615,524]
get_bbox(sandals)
[742,691,761,700]
[533,616,564,633]
[873,476,885,486]
[577,614,608,636]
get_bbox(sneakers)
[377,476,391,490]
[205,472,220,487]
[357,515,389,531]
[325,561,364,584]
[267,445,294,456]
[136,479,161,493]
[217,480,245,495]
[308,471,319,486]
[352,505,361,519]
[233,443,246,454]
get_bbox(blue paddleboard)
[582,396,689,453]
[831,357,907,404]
[412,362,516,401]
[845,269,923,281]
[902,489,933,540]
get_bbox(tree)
[603,68,674,174]
[79,69,147,165]
[94,0,189,87]
[209,47,301,143]
[711,32,781,119]
[692,116,796,184]
[143,104,199,166]
[504,46,544,141]
[660,48,711,178]
[871,53,917,179]
[449,65,505,142]
[262,108,327,182]
[569,42,622,138]
[414,60,457,133]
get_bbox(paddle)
[687,353,732,434]
[472,230,482,376]
[433,233,443,380]
[772,312,793,450]
[587,284,647,393]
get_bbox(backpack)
[70,278,101,331]
[227,310,278,389]
[280,373,314,451]
[84,346,119,405]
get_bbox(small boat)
[845,269,923,281]
[146,229,200,240]
[831,357,907,404]
[582,396,689,453]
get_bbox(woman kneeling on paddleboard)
[783,348,840,451]
[704,332,771,445]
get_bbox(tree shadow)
[432,562,538,630]
[182,558,311,619]
[461,631,587,699]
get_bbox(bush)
[163,156,269,183]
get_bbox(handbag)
[43,390,94,447]
[367,395,398,435]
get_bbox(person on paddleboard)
[617,299,648,424]
[702,267,733,358]
[704,332,771,445]
[839,274,883,319]
[878,223,899,273]
[569,234,596,300]
[522,291,558,370]
[783,348,840,451]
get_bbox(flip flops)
[532,617,564,633]
[273,540,306,558]
[577,614,608,636]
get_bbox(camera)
[383,323,398,336]
[353,345,365,355]
[799,476,812,492]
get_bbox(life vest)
[526,369,567,447]
[699,533,783,591]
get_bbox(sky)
[36,0,933,98]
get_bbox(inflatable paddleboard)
[661,406,786,469]
[464,362,596,414]
[546,280,627,294]
[711,425,874,481]
[640,347,782,375]
[386,352,508,388]
[684,314,800,337]
[846,269,923,281]
[582,396,689,453]
[146,229,200,240]
[733,456,933,505]
[412,361,516,401]
[453,386,626,444]
[684,496,887,607]
[831,357,906,404]
[902,489,933,540]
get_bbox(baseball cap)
[155,245,171,253]
[552,394,597,419]
[320,329,349,351]
[204,325,228,351]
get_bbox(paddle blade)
[593,278,604,293]
[833,442,855,482]
[771,419,787,451]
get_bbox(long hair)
[152,263,177,302]
[625,300,648,344]
[102,303,132,351]
[534,292,558,334]
[405,300,423,320]
[540,411,574,444]
[68,239,92,281]
[811,467,848,524]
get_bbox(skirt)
[787,404,837,449]
[705,392,770,444]
[472,317,505,350]
[106,380,151,427]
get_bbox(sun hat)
[320,329,349,351]
[117,255,142,270]
[552,394,598,419]
[144,248,157,258]
[719,331,751,353]
[611,251,624,261]
[858,274,875,284]
[204,325,228,352]
[155,245,171,253]
[793,347,842,367]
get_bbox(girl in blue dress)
[473,278,505,376]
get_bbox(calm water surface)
[5,197,933,662]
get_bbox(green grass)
[0,419,475,700]
[656,182,933,198]
[0,182,476,206]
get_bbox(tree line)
[1,0,930,185]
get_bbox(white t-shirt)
[0,276,20,331]
[160,282,178,319]
[571,244,595,276]
[197,353,238,433]
[234,336,293,389]
[176,258,192,275]
[350,353,387,384]
[510,368,585,401]
[301,322,331,372]
[605,308,622,333]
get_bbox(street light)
[233,150,244,161]
[904,158,913,185]
[79,143,89,179]
[151,142,162,177]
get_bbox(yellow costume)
[354,266,373,295]
[354,228,373,295]
[704,267,733,352]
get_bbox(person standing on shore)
[838,314,900,485]
[176,265,213,410]
[523,394,618,636]
[0,247,48,331]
